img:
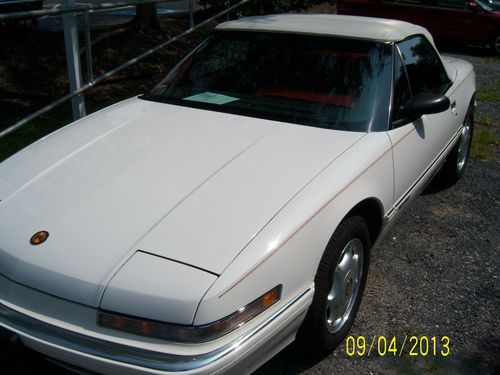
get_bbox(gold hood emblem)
[30,231,49,245]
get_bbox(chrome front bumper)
[0,284,313,374]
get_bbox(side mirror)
[405,93,450,117]
[467,1,479,11]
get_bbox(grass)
[0,117,67,162]
[1,114,499,164]
[471,113,499,160]
[476,79,500,103]
[0,108,498,165]
[0,100,108,163]
[482,55,500,64]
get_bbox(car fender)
[194,131,394,325]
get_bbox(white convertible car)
[0,14,475,375]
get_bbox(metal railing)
[0,0,251,139]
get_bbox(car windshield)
[476,0,500,10]
[143,31,392,132]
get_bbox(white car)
[0,14,475,375]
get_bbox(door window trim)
[389,34,452,129]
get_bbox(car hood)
[0,98,364,307]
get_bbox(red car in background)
[337,0,500,53]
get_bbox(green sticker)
[183,92,239,105]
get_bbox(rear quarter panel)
[444,56,476,120]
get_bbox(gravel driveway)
[1,50,498,375]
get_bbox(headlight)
[97,285,281,343]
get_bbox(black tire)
[440,104,474,186]
[296,215,370,355]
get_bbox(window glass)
[475,0,498,11]
[437,0,466,8]
[397,36,450,96]
[392,48,412,125]
[145,31,392,132]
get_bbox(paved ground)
[0,48,498,374]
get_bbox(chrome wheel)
[297,216,369,354]
[457,116,472,173]
[325,238,364,334]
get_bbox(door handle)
[450,100,458,115]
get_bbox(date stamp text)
[345,335,451,357]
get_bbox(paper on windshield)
[183,92,239,105]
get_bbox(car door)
[372,1,437,31]
[337,0,388,17]
[339,0,431,24]
[428,0,490,44]
[388,35,457,204]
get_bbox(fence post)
[62,0,86,120]
[188,0,194,28]
[83,9,93,84]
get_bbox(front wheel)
[296,216,370,355]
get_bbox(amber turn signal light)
[97,285,282,343]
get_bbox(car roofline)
[216,14,434,44]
